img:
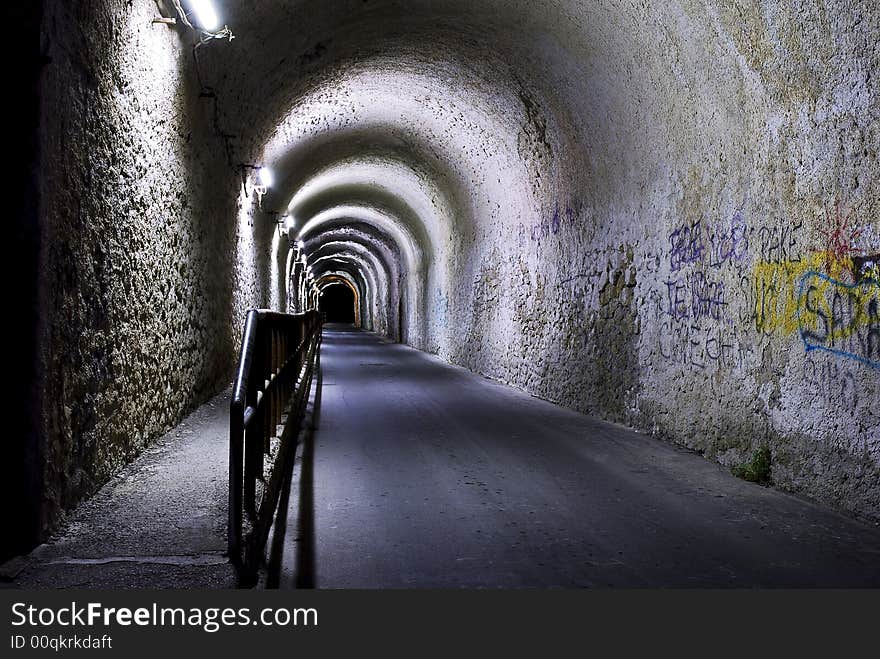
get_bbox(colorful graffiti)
[797,271,879,368]
[752,251,832,336]
[745,200,880,368]
[656,200,879,372]
[817,202,865,278]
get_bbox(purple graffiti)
[668,212,751,271]
[669,220,705,271]
[664,271,727,321]
[530,201,578,244]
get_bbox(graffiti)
[757,221,803,264]
[657,210,750,370]
[529,200,579,244]
[796,271,879,368]
[707,214,750,268]
[749,203,880,369]
[817,201,864,277]
[751,251,851,337]
[640,248,665,276]
[668,212,751,272]
[669,220,706,271]
[802,355,859,412]
[752,259,801,335]
[854,254,880,283]
[658,319,752,370]
[664,271,726,321]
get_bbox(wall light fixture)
[167,0,234,40]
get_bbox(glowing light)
[297,240,305,249]
[258,166,274,189]
[190,0,220,32]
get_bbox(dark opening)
[320,283,356,323]
[4,0,46,562]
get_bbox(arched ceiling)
[201,0,765,261]
[196,0,874,360]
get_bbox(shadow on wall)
[4,0,43,562]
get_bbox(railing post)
[228,410,243,564]
[244,326,263,518]
[229,308,324,584]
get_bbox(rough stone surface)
[37,0,880,535]
[203,0,878,521]
[12,388,235,589]
[37,0,275,537]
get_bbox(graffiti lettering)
[658,320,751,370]
[664,271,727,321]
[529,200,581,244]
[797,271,880,367]
[669,220,705,271]
[802,356,859,412]
[758,221,802,264]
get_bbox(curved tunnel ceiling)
[207,0,877,405]
[208,0,775,282]
[302,223,402,283]
[298,205,422,276]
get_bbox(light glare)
[190,0,220,32]
[258,166,274,188]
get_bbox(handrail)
[228,309,322,583]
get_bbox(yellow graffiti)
[796,271,878,346]
[752,252,866,336]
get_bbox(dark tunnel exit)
[320,283,356,323]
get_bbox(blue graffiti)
[796,271,880,368]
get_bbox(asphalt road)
[278,325,880,588]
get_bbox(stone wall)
[36,0,273,536]
[32,0,880,535]
[217,0,878,522]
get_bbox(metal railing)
[229,309,322,583]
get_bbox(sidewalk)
[3,388,237,589]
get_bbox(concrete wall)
[30,0,880,539]
[35,0,275,536]
[216,0,878,522]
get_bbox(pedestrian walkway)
[275,326,880,588]
[6,390,236,589]
[8,328,880,589]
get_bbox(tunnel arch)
[32,0,880,543]
[296,203,427,345]
[312,256,376,329]
[298,206,421,277]
[309,240,394,334]
[317,277,360,325]
[310,251,380,330]
[320,283,356,323]
[216,0,878,519]
[303,226,402,340]
[318,269,369,329]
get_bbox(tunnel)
[320,282,357,324]
[5,0,880,588]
